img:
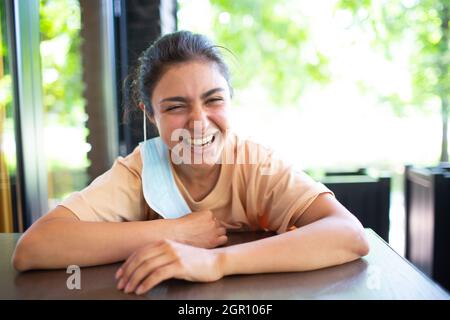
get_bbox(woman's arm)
[12,206,227,271]
[116,193,369,295]
[12,206,177,271]
[216,193,369,275]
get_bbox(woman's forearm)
[12,218,177,271]
[214,216,370,276]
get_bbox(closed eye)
[166,105,184,111]
[206,98,224,105]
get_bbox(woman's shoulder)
[114,145,143,177]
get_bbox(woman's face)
[149,60,231,168]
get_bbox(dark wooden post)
[116,0,177,155]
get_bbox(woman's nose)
[188,106,210,131]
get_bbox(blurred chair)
[405,164,450,291]
[324,168,368,177]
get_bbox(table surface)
[0,229,449,300]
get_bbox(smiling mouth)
[184,132,218,148]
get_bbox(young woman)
[12,31,369,295]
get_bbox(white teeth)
[187,134,214,146]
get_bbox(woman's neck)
[173,162,220,183]
[171,162,222,201]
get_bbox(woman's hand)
[173,210,228,248]
[115,239,224,295]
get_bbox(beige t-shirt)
[60,133,333,233]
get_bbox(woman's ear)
[139,102,156,125]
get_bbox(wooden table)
[0,229,448,299]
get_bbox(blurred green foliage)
[337,0,450,116]
[0,2,16,174]
[209,0,331,106]
[0,2,12,117]
[196,0,449,116]
[337,0,449,161]
[40,0,89,199]
[40,0,85,127]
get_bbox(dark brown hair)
[123,30,233,122]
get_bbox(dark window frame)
[6,0,47,229]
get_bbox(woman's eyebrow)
[201,87,225,99]
[159,87,225,104]
[159,96,187,104]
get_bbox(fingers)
[116,237,225,295]
[135,264,177,295]
[117,241,166,290]
[123,253,176,294]
[213,226,227,247]
[216,227,227,236]
[115,251,136,279]
[216,234,228,247]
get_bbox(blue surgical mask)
[139,136,191,218]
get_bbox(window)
[40,0,90,209]
[0,0,21,232]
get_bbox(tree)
[39,0,85,127]
[206,0,331,106]
[337,0,450,163]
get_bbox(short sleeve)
[59,146,148,222]
[245,143,334,233]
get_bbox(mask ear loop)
[143,107,147,142]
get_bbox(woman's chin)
[188,146,223,167]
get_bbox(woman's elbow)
[12,251,29,272]
[351,225,370,257]
[11,234,38,272]
[336,216,370,260]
